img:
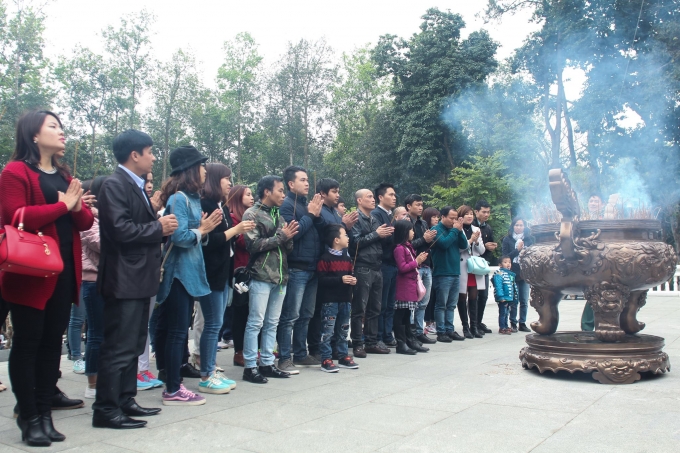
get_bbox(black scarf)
[463,223,473,240]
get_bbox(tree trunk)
[559,76,576,167]
[237,121,242,182]
[303,106,309,168]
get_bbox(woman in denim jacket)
[154,146,223,406]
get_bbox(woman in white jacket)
[457,205,486,339]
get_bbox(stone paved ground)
[1,295,679,452]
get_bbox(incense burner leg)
[529,287,561,335]
[584,282,629,342]
[620,290,647,335]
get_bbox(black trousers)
[477,276,489,326]
[93,296,150,417]
[351,267,382,347]
[9,256,75,418]
[231,303,249,352]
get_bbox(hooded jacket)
[492,268,519,304]
[243,201,294,285]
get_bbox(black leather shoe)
[437,334,453,343]
[407,341,429,353]
[51,390,84,410]
[259,365,290,379]
[92,413,147,429]
[479,323,492,333]
[121,401,161,417]
[364,344,390,354]
[519,323,531,332]
[417,334,436,344]
[463,327,473,339]
[180,363,201,378]
[243,367,268,384]
[511,323,519,333]
[17,415,51,446]
[353,346,367,358]
[40,412,65,442]
[471,327,484,338]
[449,331,465,341]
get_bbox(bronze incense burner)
[518,169,677,384]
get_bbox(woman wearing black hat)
[154,146,225,406]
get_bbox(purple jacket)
[394,242,419,302]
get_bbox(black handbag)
[231,253,257,307]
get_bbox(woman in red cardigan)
[226,185,254,367]
[0,110,93,447]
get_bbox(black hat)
[169,146,208,176]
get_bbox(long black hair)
[12,110,70,178]
[393,219,413,245]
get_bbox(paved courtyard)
[1,296,679,452]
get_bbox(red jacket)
[231,213,250,269]
[0,161,94,310]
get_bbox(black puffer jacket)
[349,210,383,271]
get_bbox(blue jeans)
[162,279,194,393]
[320,302,350,360]
[498,302,510,329]
[276,269,317,361]
[219,287,234,341]
[510,280,530,324]
[378,264,397,342]
[68,299,87,360]
[433,275,460,334]
[244,280,286,368]
[81,282,104,376]
[198,282,229,376]
[414,267,433,335]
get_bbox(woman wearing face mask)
[154,146,223,406]
[226,185,255,366]
[457,205,487,339]
[195,165,255,392]
[501,217,534,332]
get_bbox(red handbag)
[0,207,64,277]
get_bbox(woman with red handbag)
[0,110,93,447]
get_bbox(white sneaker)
[84,386,96,399]
[72,359,85,374]
[217,341,228,349]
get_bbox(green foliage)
[426,154,528,238]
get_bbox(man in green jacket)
[242,175,299,384]
[431,206,468,342]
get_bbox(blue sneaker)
[136,373,155,391]
[139,370,163,388]
[197,374,231,394]
[214,371,237,390]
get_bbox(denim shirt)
[157,191,210,303]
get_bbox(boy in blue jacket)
[492,256,519,334]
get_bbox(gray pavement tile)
[198,399,336,433]
[103,418,266,451]
[270,381,390,411]
[315,401,453,436]
[238,416,403,453]
[377,403,575,453]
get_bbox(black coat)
[371,207,396,266]
[501,229,535,281]
[200,198,234,291]
[472,218,496,266]
[349,210,383,271]
[410,216,433,268]
[97,167,164,299]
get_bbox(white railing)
[651,265,680,296]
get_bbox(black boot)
[40,412,65,442]
[463,327,473,339]
[17,415,51,447]
[405,327,429,352]
[396,340,417,355]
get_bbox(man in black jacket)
[405,194,437,344]
[93,130,178,429]
[349,189,393,357]
[472,200,497,334]
[371,183,398,348]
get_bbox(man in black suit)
[93,130,178,429]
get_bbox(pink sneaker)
[162,384,206,406]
